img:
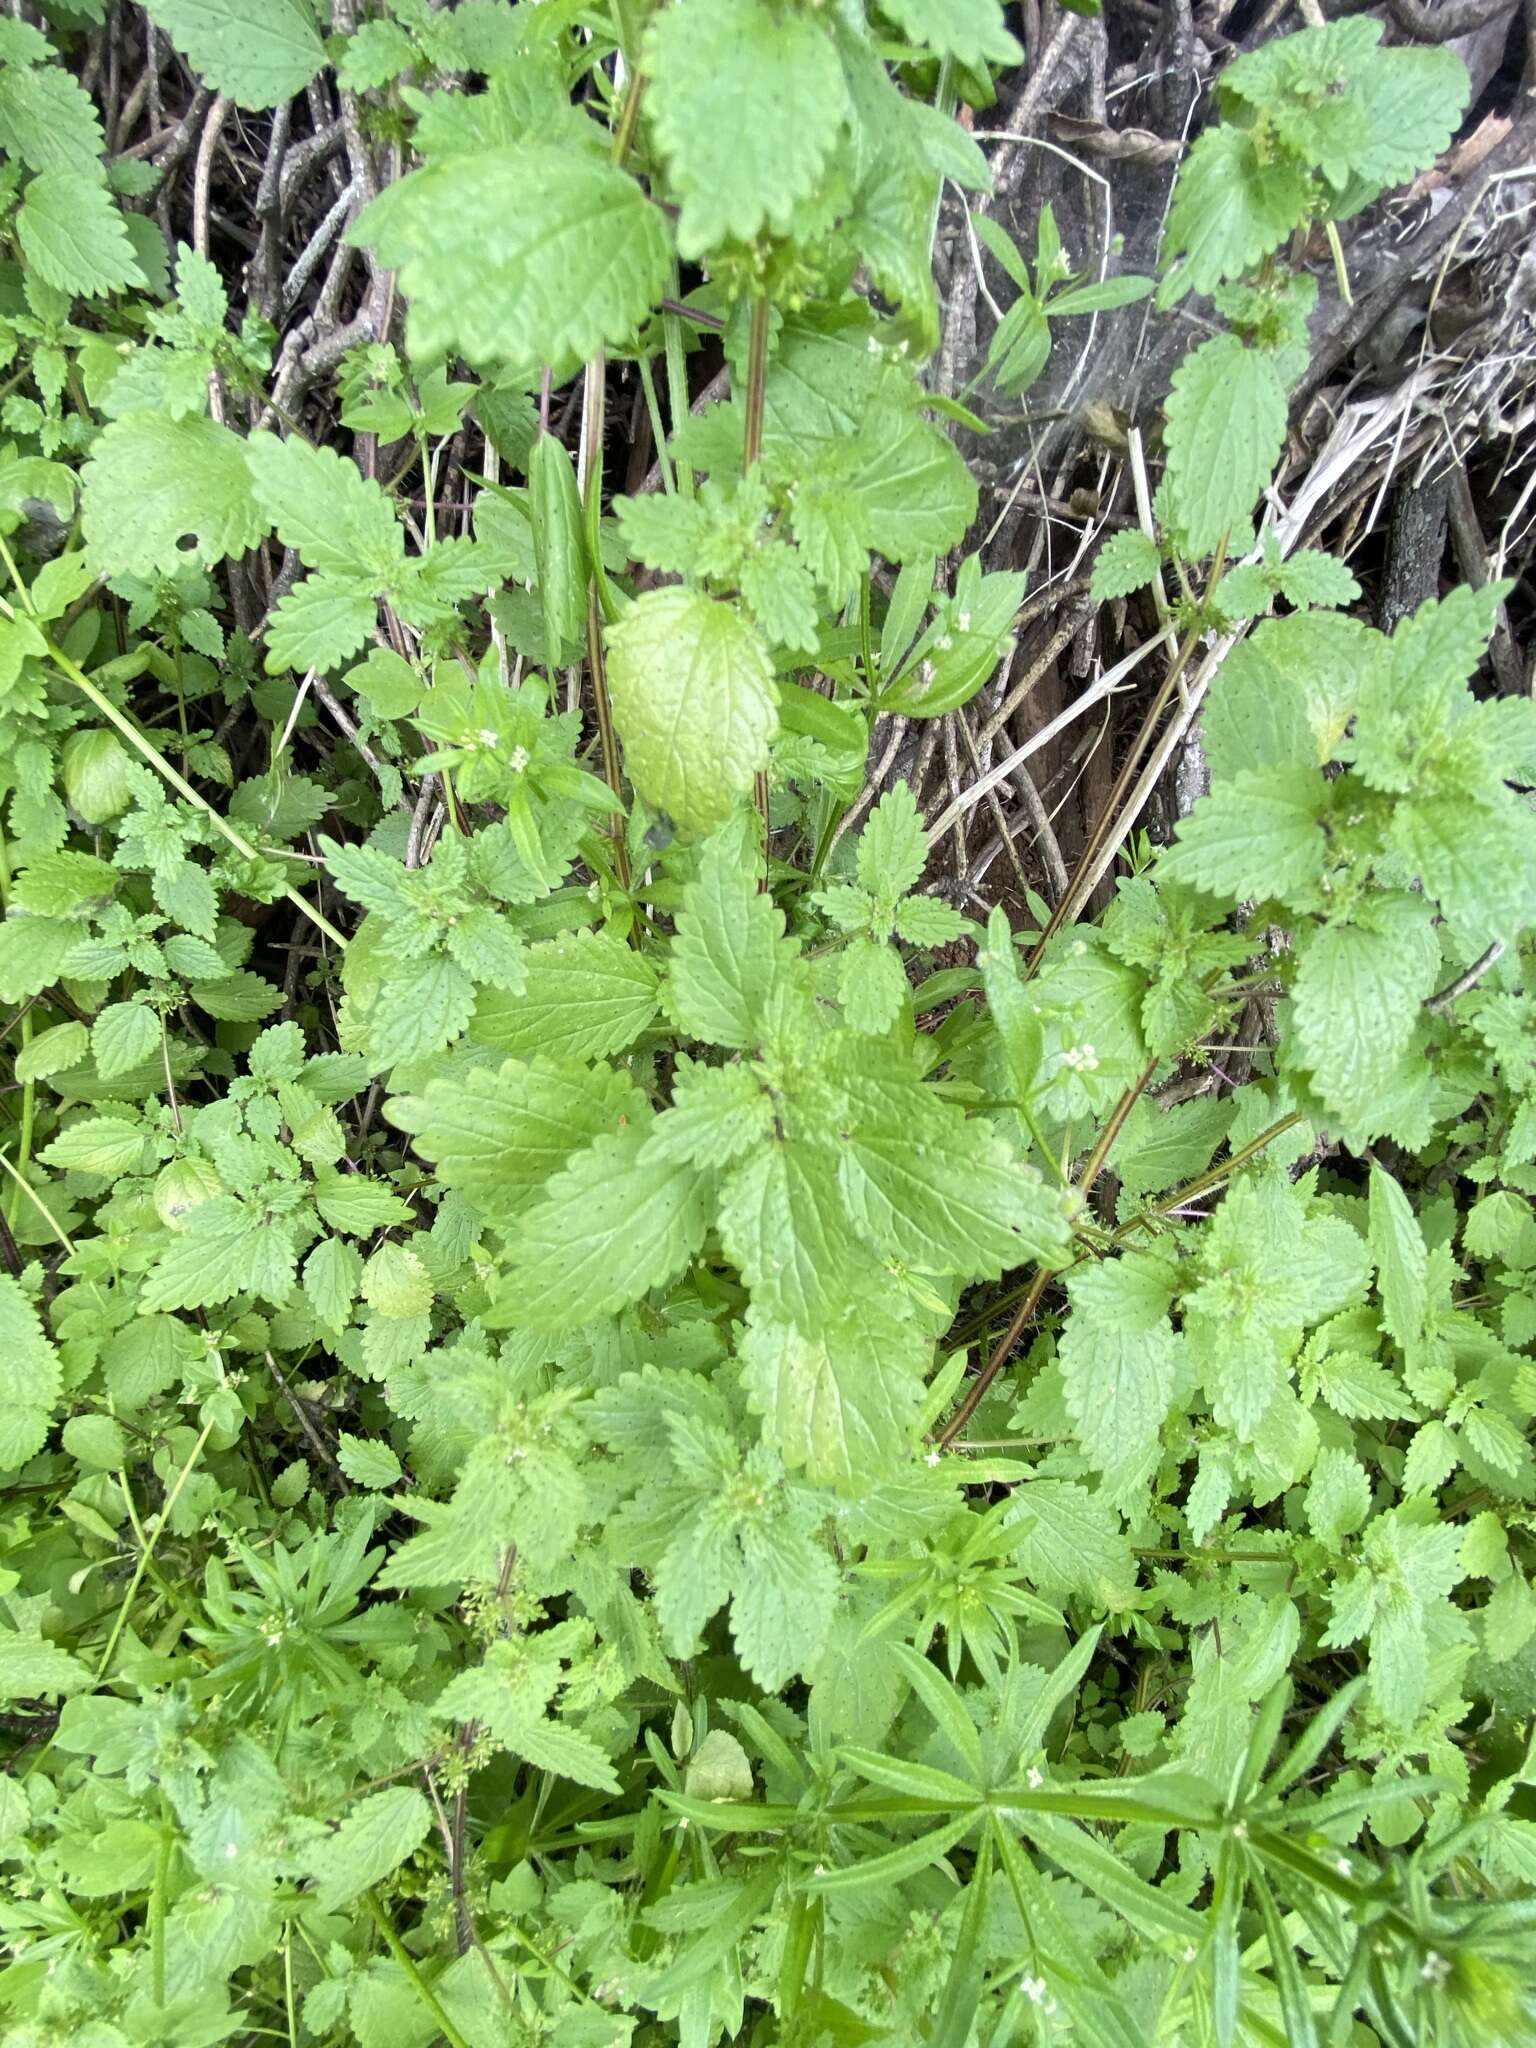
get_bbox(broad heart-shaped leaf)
[499,1121,711,1330]
[731,1505,840,1693]
[388,1056,645,1226]
[644,0,849,258]
[0,61,105,174]
[719,1139,886,1333]
[0,1275,62,1470]
[303,1788,432,1913]
[1290,895,1440,1134]
[1158,333,1287,558]
[16,170,145,297]
[262,577,376,674]
[605,588,779,832]
[667,824,796,1049]
[1391,792,1536,946]
[858,781,927,905]
[352,144,669,373]
[1091,529,1160,604]
[739,1295,930,1490]
[471,930,659,1062]
[845,406,978,563]
[1345,40,1470,199]
[1058,1253,1182,1476]
[880,0,1022,69]
[82,412,265,577]
[1158,124,1311,304]
[244,432,401,580]
[144,0,324,107]
[140,1196,299,1312]
[1158,764,1328,906]
[837,1063,1071,1274]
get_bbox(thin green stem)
[935,1054,1160,1449]
[1112,1112,1306,1245]
[743,291,772,851]
[579,354,631,889]
[0,825,32,1231]
[95,1416,215,1682]
[662,278,695,500]
[0,1149,76,1252]
[636,355,675,495]
[40,636,350,950]
[151,1802,173,2007]
[363,1891,474,2048]
[611,64,645,166]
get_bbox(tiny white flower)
[508,744,530,773]
[478,727,500,747]
[1335,1856,1352,1877]
[1027,1766,1044,1790]
[225,1842,239,1860]
[1231,1820,1248,1839]
[956,611,972,632]
[925,1447,942,1467]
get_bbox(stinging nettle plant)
[0,4,1532,2046]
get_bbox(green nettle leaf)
[837,1067,1071,1274]
[1091,528,1161,603]
[739,1293,929,1490]
[720,1138,879,1334]
[245,432,401,578]
[1342,35,1470,193]
[16,169,146,296]
[391,1056,642,1224]
[839,935,909,1034]
[91,1000,160,1080]
[645,0,850,257]
[606,587,779,832]
[303,1236,361,1333]
[1159,765,1326,903]
[1158,124,1311,303]
[353,145,670,371]
[141,1196,298,1312]
[879,0,1022,68]
[1158,332,1287,556]
[502,1123,711,1328]
[303,1788,433,1912]
[666,825,796,1049]
[335,1434,403,1491]
[0,1631,93,1700]
[82,412,265,575]
[1368,1163,1428,1349]
[1291,897,1439,1132]
[0,1276,63,1470]
[1058,1254,1182,1474]
[847,409,980,565]
[143,0,325,109]
[471,930,659,1063]
[0,61,105,173]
